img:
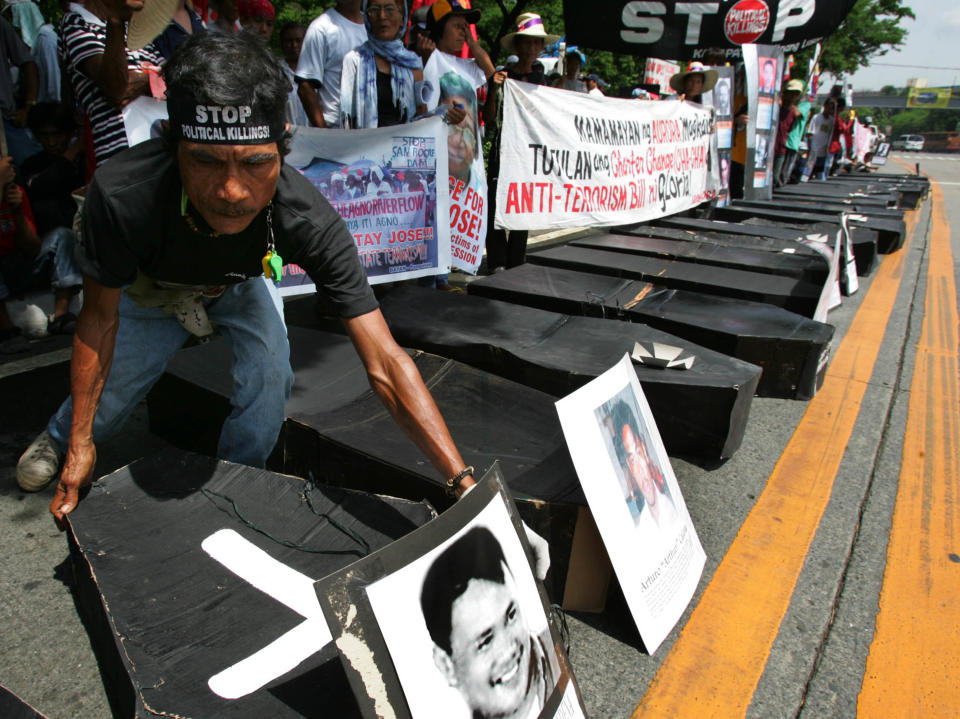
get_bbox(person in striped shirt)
[59,0,163,167]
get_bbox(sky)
[840,0,960,91]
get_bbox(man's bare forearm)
[343,310,475,495]
[298,80,327,127]
[69,279,121,448]
[98,18,132,105]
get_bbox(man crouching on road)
[15,32,480,520]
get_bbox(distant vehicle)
[892,134,925,151]
[912,92,939,105]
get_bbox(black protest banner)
[564,0,857,60]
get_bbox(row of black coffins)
[66,172,928,717]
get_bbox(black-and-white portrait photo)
[714,77,732,116]
[365,496,562,719]
[755,135,769,169]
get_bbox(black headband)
[167,94,286,145]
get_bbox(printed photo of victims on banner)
[285,116,451,288]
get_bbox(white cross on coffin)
[201,529,334,700]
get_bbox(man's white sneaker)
[16,430,63,492]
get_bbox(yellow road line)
[858,178,960,717]
[634,202,923,718]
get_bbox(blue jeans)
[0,227,82,300]
[47,276,294,467]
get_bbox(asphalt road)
[1,155,956,718]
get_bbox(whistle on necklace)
[261,250,284,282]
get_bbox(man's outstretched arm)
[52,276,122,522]
[341,308,476,497]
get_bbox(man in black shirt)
[16,32,480,520]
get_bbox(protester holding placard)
[59,0,165,167]
[340,0,425,128]
[667,61,717,103]
[419,0,493,277]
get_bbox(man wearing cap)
[15,32,484,523]
[585,73,606,97]
[667,61,718,103]
[296,0,366,127]
[773,78,806,186]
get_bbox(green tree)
[814,0,915,77]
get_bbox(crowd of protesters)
[0,0,879,353]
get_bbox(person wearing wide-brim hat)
[484,12,559,273]
[499,11,560,53]
[668,61,719,101]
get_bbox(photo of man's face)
[440,574,533,718]
[761,58,776,93]
[715,79,731,115]
[755,135,768,168]
[413,523,557,719]
[445,93,477,182]
[440,73,480,185]
[597,391,675,529]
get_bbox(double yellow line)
[634,175,955,717]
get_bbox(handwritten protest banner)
[286,118,450,285]
[495,80,718,231]
[122,105,451,292]
[643,58,681,95]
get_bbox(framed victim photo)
[315,467,587,719]
[556,354,706,654]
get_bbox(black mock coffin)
[379,285,761,464]
[67,450,436,719]
[737,216,880,276]
[826,173,927,208]
[651,216,835,249]
[646,217,876,277]
[763,195,904,218]
[568,231,829,283]
[467,263,833,400]
[774,177,921,209]
[713,204,906,255]
[526,244,824,318]
[772,180,898,204]
[148,327,583,508]
[0,687,48,719]
[147,328,590,602]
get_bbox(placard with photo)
[315,467,586,719]
[742,44,784,201]
[555,355,706,654]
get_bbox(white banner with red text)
[495,80,718,231]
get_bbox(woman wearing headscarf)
[339,0,426,128]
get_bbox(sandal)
[48,312,78,335]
